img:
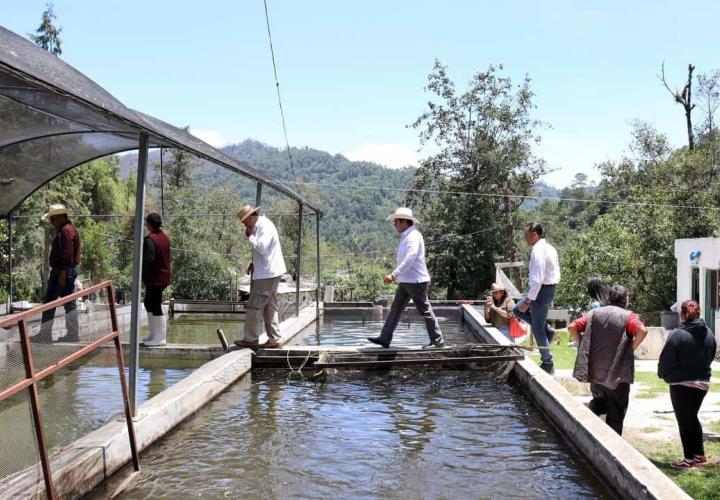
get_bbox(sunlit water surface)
[117,309,610,499]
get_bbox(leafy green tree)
[407,61,545,299]
[29,3,62,56]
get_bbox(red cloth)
[570,311,645,338]
[49,222,80,268]
[144,230,172,288]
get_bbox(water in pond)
[0,351,202,479]
[165,313,244,344]
[116,310,610,498]
[291,307,471,347]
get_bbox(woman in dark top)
[141,213,171,346]
[658,299,716,468]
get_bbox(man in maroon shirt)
[34,204,81,343]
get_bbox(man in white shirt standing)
[514,222,561,374]
[235,204,287,349]
[368,207,445,349]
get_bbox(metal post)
[6,215,12,311]
[159,147,164,217]
[315,212,320,318]
[18,319,57,499]
[129,133,149,414]
[255,182,263,207]
[295,202,303,316]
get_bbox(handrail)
[0,279,113,328]
[0,280,139,499]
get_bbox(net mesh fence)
[0,292,128,491]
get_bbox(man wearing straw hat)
[367,207,445,349]
[235,204,287,349]
[34,204,81,343]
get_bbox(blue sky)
[5,1,720,186]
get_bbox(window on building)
[691,267,700,303]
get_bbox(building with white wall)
[675,238,720,333]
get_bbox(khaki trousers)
[242,276,282,342]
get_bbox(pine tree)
[29,3,63,56]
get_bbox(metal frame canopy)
[0,25,319,215]
[0,25,323,414]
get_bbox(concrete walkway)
[554,359,720,444]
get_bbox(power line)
[263,0,297,182]
[286,180,720,212]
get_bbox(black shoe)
[540,362,555,375]
[367,337,390,348]
[56,334,80,343]
[30,333,53,344]
[423,339,446,349]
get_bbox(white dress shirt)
[527,238,560,300]
[248,216,287,280]
[392,226,431,283]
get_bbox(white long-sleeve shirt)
[527,238,560,300]
[247,216,287,280]
[392,226,431,283]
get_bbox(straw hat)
[42,204,69,220]
[236,204,260,222]
[386,207,419,225]
[490,283,505,292]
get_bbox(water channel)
[111,309,611,498]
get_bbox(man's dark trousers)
[589,382,630,435]
[513,284,556,365]
[379,282,442,345]
[37,266,79,342]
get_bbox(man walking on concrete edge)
[367,207,445,349]
[568,285,648,435]
[513,222,560,374]
[235,204,287,349]
[35,204,81,343]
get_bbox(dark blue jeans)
[38,266,79,341]
[513,284,555,364]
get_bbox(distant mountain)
[118,140,414,252]
[117,140,560,253]
[521,181,561,209]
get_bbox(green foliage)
[407,61,546,299]
[323,262,396,302]
[29,2,62,56]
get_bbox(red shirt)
[570,311,645,338]
[49,221,80,268]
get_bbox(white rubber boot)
[143,314,167,347]
[142,312,156,344]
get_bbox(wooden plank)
[313,354,524,368]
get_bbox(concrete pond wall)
[461,304,689,500]
[0,303,321,499]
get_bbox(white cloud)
[344,143,419,169]
[191,129,227,148]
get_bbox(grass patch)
[523,328,578,369]
[643,427,662,433]
[633,439,720,499]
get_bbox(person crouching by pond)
[484,283,515,337]
[658,300,716,469]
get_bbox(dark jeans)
[144,286,166,316]
[38,266,78,342]
[670,384,708,459]
[379,282,443,345]
[513,284,556,364]
[588,382,630,435]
